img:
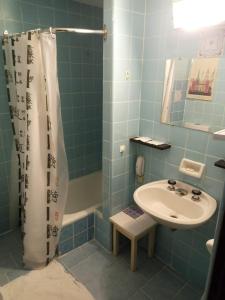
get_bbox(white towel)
[0,261,94,300]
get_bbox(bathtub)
[62,171,102,227]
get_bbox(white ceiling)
[74,0,103,8]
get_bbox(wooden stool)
[110,211,157,272]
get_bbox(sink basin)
[134,180,217,229]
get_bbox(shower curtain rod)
[3,25,107,40]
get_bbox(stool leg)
[113,226,119,256]
[148,226,156,257]
[131,239,137,272]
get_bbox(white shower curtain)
[2,31,69,269]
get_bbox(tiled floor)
[0,230,28,286]
[59,241,203,300]
[0,230,203,300]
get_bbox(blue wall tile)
[97,0,147,251]
[88,213,94,227]
[59,213,94,255]
[59,238,73,255]
[2,0,22,21]
[74,230,88,248]
[74,217,88,235]
[21,3,38,24]
[60,224,73,243]
[88,226,94,240]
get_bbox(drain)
[170,214,178,219]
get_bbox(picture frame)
[186,57,219,101]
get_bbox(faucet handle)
[192,189,201,195]
[168,179,176,191]
[168,179,176,186]
[192,189,201,201]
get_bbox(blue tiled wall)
[100,0,225,291]
[138,0,225,289]
[58,4,103,179]
[59,213,94,255]
[0,0,103,234]
[95,0,146,250]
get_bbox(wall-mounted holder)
[213,128,225,140]
[179,158,205,179]
[214,159,225,169]
[130,137,171,150]
[185,122,210,132]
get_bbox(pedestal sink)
[134,180,217,230]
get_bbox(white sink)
[134,180,217,229]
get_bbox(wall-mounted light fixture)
[173,0,225,30]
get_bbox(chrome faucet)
[175,188,188,196]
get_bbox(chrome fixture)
[175,188,188,196]
[167,179,176,191]
[3,25,108,40]
[192,189,202,201]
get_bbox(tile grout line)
[171,281,188,299]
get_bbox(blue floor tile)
[59,247,87,268]
[0,273,8,286]
[58,240,100,269]
[81,239,102,256]
[141,267,185,300]
[116,246,165,279]
[6,269,29,282]
[0,254,18,274]
[138,257,165,280]
[0,229,24,285]
[174,283,202,300]
[130,290,151,300]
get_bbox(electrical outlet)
[125,70,130,80]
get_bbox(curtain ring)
[49,27,55,39]
[36,28,41,39]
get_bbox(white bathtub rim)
[62,203,101,227]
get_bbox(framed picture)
[186,57,219,101]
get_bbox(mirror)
[161,57,225,133]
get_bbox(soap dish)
[179,158,205,179]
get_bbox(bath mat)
[0,261,94,300]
